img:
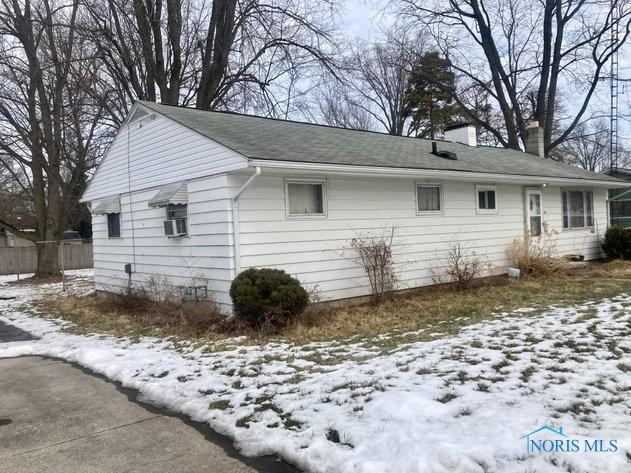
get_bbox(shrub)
[432,240,484,290]
[230,268,309,332]
[348,227,398,303]
[507,228,564,277]
[601,225,631,260]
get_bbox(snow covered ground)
[1,272,630,473]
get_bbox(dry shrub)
[432,240,484,290]
[104,291,225,335]
[507,229,565,278]
[47,275,226,338]
[348,227,398,304]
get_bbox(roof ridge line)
[137,100,467,147]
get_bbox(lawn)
[40,260,631,347]
[1,265,631,473]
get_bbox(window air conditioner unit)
[164,218,187,236]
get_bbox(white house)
[81,101,626,312]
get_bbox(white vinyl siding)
[82,111,247,201]
[230,175,607,304]
[91,174,234,311]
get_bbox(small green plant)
[475,382,490,392]
[436,391,458,403]
[208,399,231,410]
[601,226,631,260]
[457,406,472,416]
[230,268,309,332]
[325,427,354,447]
[616,362,631,373]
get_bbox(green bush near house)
[602,225,631,260]
[230,268,309,331]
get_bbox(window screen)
[562,190,593,229]
[107,213,120,238]
[417,185,442,212]
[477,188,496,211]
[287,182,324,215]
[167,204,187,220]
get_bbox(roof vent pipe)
[431,142,438,155]
[431,141,458,160]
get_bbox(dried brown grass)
[282,275,631,344]
[41,261,631,346]
[42,291,226,340]
[507,230,566,277]
[571,259,631,279]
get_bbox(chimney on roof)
[525,121,545,158]
[444,123,477,147]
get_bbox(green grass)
[436,391,458,403]
[208,399,231,410]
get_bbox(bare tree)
[559,120,609,171]
[310,25,428,135]
[311,81,376,130]
[401,0,631,154]
[84,0,339,111]
[0,0,110,276]
[560,118,631,171]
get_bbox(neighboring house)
[0,215,83,248]
[605,168,631,228]
[0,215,37,248]
[81,101,626,312]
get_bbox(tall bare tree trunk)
[36,242,59,277]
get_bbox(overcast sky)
[338,0,392,39]
[337,0,631,148]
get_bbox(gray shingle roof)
[139,101,620,183]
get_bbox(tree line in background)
[0,0,630,275]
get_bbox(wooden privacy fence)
[0,243,93,276]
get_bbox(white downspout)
[231,166,261,277]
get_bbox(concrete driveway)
[0,356,298,473]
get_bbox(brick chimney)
[525,121,544,158]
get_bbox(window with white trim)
[416,183,443,213]
[562,189,593,229]
[476,185,497,213]
[286,180,325,216]
[107,213,121,238]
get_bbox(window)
[165,204,188,236]
[476,185,497,213]
[107,213,120,238]
[416,183,443,213]
[562,190,593,229]
[286,180,325,217]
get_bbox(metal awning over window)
[148,181,188,208]
[92,195,121,214]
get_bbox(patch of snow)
[0,272,630,473]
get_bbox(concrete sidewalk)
[0,356,297,473]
